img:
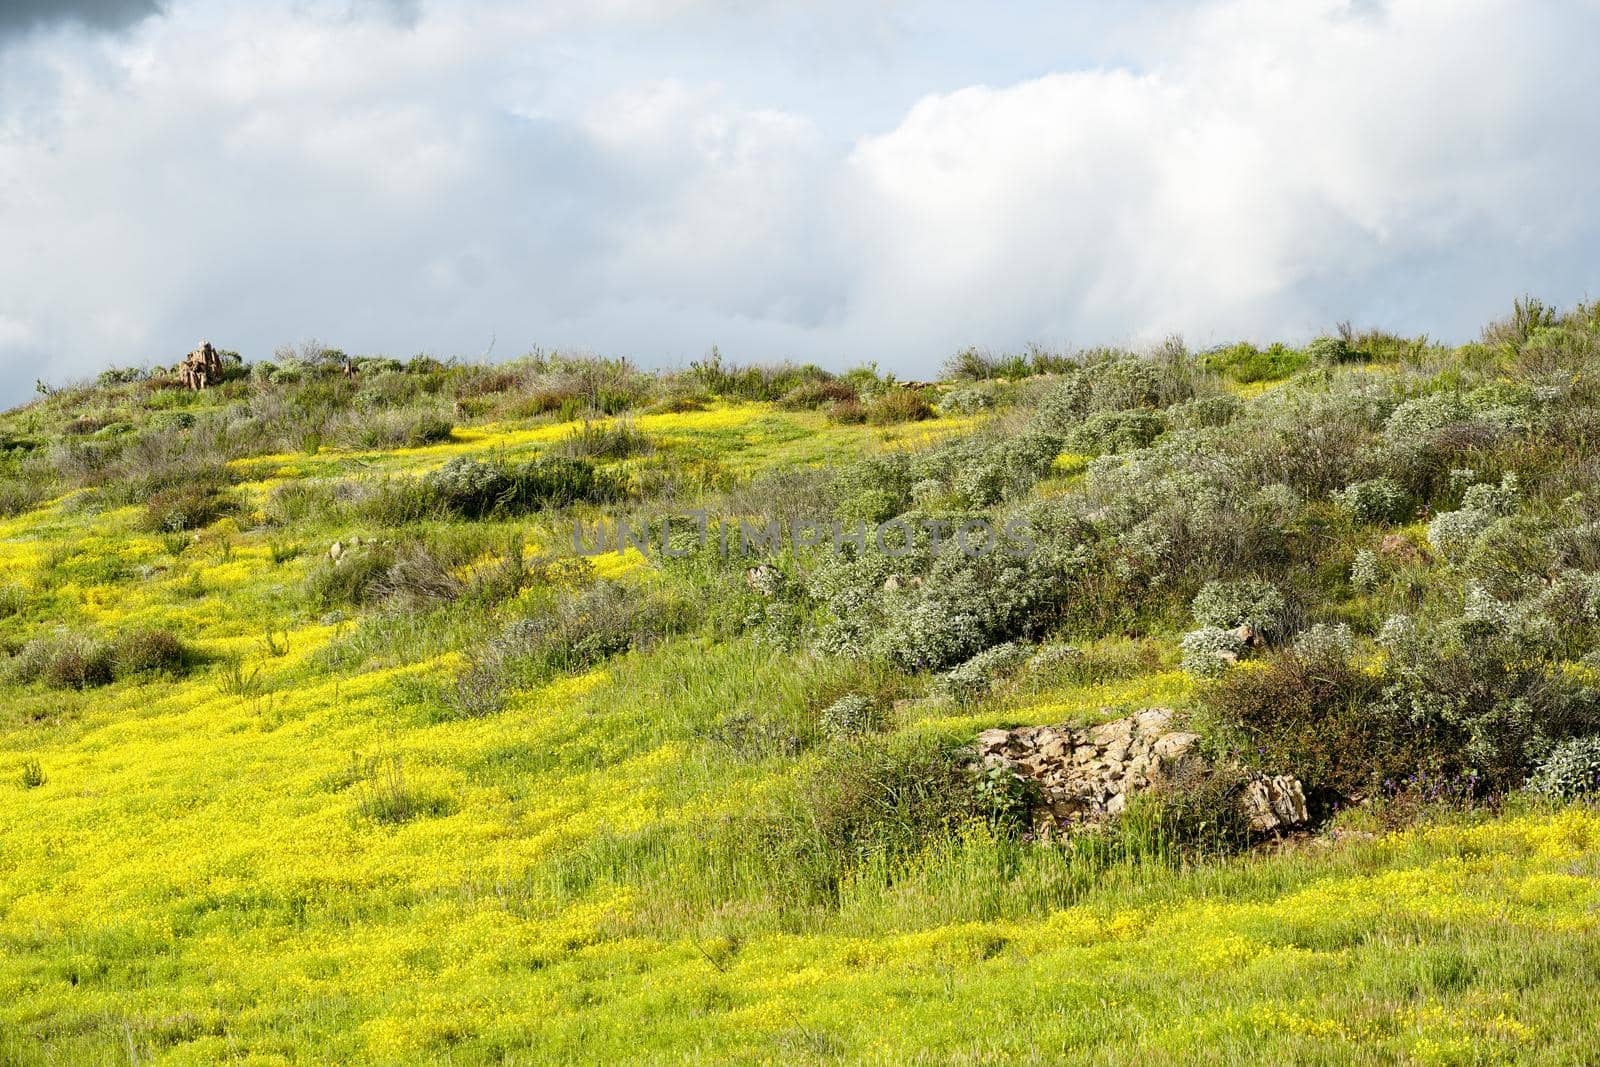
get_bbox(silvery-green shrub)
[938,642,1030,701]
[941,387,995,416]
[1063,409,1165,456]
[1303,336,1358,365]
[1292,622,1360,663]
[819,694,882,738]
[1180,626,1246,677]
[1027,642,1085,677]
[1528,735,1600,798]
[1351,548,1381,592]
[1333,477,1411,525]
[1428,473,1520,563]
[1383,392,1469,443]
[1165,394,1241,430]
[910,478,944,506]
[1427,508,1493,563]
[1191,578,1288,637]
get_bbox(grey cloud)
[0,0,163,36]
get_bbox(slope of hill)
[4,316,1600,1063]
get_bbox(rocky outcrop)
[179,341,225,390]
[976,708,1309,837]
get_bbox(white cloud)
[3,0,1600,406]
[843,0,1600,353]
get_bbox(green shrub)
[339,406,454,449]
[1085,353,1192,410]
[1427,474,1520,563]
[943,347,1006,381]
[777,380,857,411]
[707,710,808,761]
[114,627,188,677]
[450,582,695,714]
[0,478,51,518]
[759,734,993,902]
[8,632,115,690]
[1351,548,1381,592]
[1372,611,1600,792]
[1028,373,1092,432]
[1303,336,1365,366]
[1291,622,1359,662]
[828,398,868,424]
[557,420,653,460]
[355,755,452,825]
[419,456,626,519]
[942,346,1044,382]
[0,584,24,619]
[1383,392,1469,444]
[1201,342,1307,383]
[20,759,45,789]
[306,543,398,609]
[141,485,234,532]
[1195,645,1393,798]
[1026,642,1085,678]
[1461,515,1557,599]
[1482,294,1558,354]
[1135,760,1256,855]
[1165,395,1240,430]
[866,388,935,425]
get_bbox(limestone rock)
[179,340,225,391]
[1241,775,1310,832]
[973,708,1310,838]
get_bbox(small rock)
[1152,732,1199,760]
[1241,775,1309,832]
[1088,719,1133,745]
[1231,624,1267,650]
[977,728,1011,750]
[1133,708,1173,735]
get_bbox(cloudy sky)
[2,0,1598,407]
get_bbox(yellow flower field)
[4,382,1600,1065]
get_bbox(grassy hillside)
[4,313,1600,1063]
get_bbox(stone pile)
[976,708,1309,836]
